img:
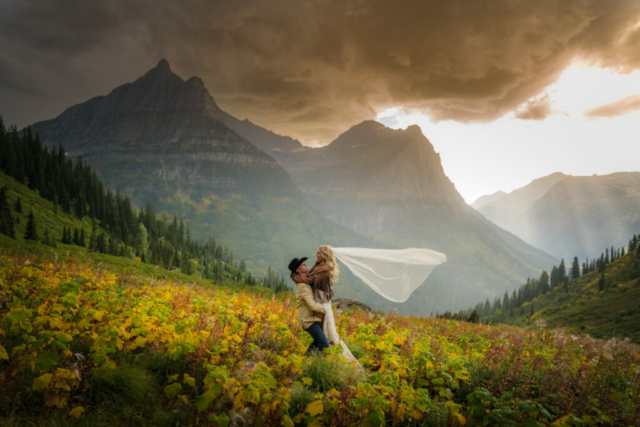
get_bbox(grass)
[302,352,367,393]
[89,364,155,407]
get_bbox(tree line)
[468,233,640,320]
[437,232,640,323]
[0,116,288,292]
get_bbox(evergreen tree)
[181,250,193,275]
[79,228,85,247]
[0,186,15,238]
[539,271,550,294]
[73,228,80,245]
[598,269,606,291]
[571,256,580,279]
[24,210,38,241]
[558,259,567,284]
[14,197,22,213]
[530,302,535,317]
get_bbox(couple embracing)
[288,245,363,371]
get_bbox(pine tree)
[530,302,535,317]
[14,197,22,213]
[24,210,38,241]
[79,228,85,247]
[598,269,606,291]
[0,186,15,238]
[181,250,193,275]
[539,271,550,294]
[558,259,567,284]
[571,256,580,279]
[73,228,79,245]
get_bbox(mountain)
[236,120,558,314]
[29,59,371,274]
[471,191,506,210]
[474,172,640,259]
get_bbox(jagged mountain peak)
[156,58,171,71]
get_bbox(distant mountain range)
[472,172,640,259]
[30,59,556,314]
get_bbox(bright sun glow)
[376,65,640,204]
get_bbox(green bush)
[302,353,366,393]
[288,385,315,417]
[90,364,154,407]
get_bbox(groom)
[288,257,329,355]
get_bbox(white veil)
[332,247,447,303]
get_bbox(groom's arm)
[298,284,325,313]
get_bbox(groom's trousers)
[304,323,329,356]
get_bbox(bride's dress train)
[321,301,364,372]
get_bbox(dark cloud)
[1,0,640,143]
[515,95,554,121]
[583,93,640,119]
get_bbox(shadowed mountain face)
[229,119,558,314]
[473,172,640,260]
[29,59,371,274]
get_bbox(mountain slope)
[29,59,372,274]
[485,240,640,343]
[471,190,506,210]
[474,172,640,259]
[249,121,558,314]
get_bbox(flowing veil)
[320,247,446,370]
[332,247,447,303]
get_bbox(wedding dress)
[319,292,364,372]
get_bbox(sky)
[1,0,640,202]
[376,64,640,203]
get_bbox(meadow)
[1,255,639,426]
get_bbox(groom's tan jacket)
[295,282,326,330]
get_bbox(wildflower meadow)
[0,255,639,426]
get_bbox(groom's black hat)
[288,257,308,278]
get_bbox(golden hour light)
[1,1,640,424]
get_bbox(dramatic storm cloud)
[1,0,640,143]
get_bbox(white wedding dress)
[319,292,364,372]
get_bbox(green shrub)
[90,364,154,407]
[288,385,315,416]
[302,353,366,393]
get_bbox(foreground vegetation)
[1,255,638,426]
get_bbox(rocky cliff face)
[32,59,285,199]
[29,60,372,275]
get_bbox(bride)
[303,245,363,372]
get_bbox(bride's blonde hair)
[318,245,339,284]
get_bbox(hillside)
[26,60,373,275]
[471,236,640,343]
[473,172,640,259]
[266,121,557,315]
[0,170,283,292]
[1,254,639,426]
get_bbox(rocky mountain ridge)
[28,59,371,275]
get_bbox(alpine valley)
[30,59,556,314]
